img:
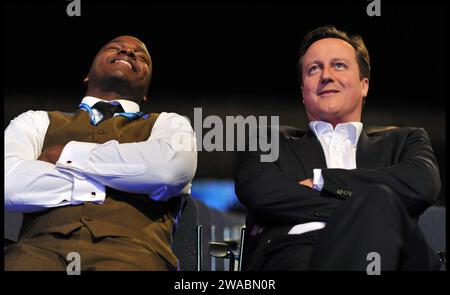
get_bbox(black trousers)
[252,184,441,271]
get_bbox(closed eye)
[137,55,149,63]
[106,46,120,50]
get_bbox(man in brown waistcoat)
[4,35,197,271]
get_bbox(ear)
[361,77,369,98]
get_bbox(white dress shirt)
[288,121,363,235]
[5,96,197,213]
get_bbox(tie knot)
[93,101,124,116]
[92,101,125,124]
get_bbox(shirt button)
[91,192,96,197]
[66,160,72,164]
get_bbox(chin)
[108,70,130,80]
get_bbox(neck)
[86,83,141,104]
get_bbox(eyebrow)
[331,57,350,64]
[304,57,351,68]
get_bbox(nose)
[119,48,135,58]
[320,65,334,84]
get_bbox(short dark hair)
[297,25,371,86]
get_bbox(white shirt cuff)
[313,169,324,191]
[70,171,106,204]
[56,141,99,171]
[288,221,326,235]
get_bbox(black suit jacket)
[235,126,441,269]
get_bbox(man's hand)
[298,178,314,189]
[37,144,65,164]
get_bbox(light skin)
[38,36,152,164]
[298,37,369,188]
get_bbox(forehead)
[303,38,356,62]
[104,36,150,56]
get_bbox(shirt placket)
[339,126,355,169]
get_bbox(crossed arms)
[235,128,441,225]
[5,110,197,212]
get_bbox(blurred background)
[4,1,446,214]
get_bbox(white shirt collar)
[81,96,140,113]
[309,121,364,147]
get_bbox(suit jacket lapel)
[356,131,380,169]
[287,129,327,178]
[285,128,381,177]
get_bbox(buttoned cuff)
[313,169,324,191]
[70,171,106,204]
[56,141,99,172]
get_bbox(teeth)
[114,60,132,70]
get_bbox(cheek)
[340,74,360,90]
[302,80,317,99]
[89,60,103,77]
[340,77,365,105]
[94,57,109,72]
[140,64,150,76]
[140,69,152,83]
[302,90,317,110]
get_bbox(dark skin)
[84,35,152,104]
[38,36,152,165]
[38,144,65,164]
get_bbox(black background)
[5,2,447,104]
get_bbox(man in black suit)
[235,25,442,271]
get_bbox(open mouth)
[111,58,135,72]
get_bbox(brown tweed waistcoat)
[20,109,183,269]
